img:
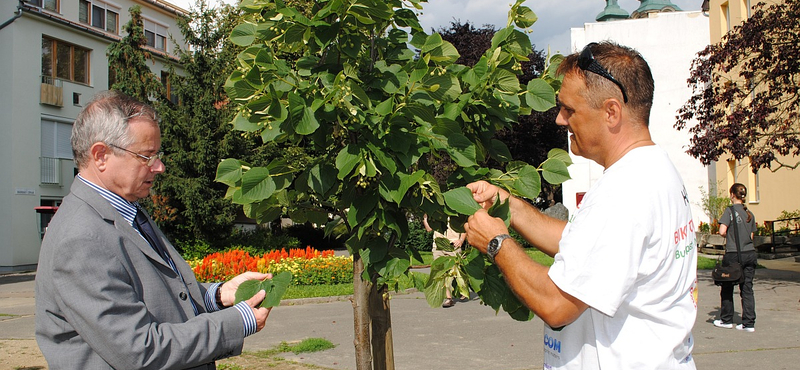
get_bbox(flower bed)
[191,246,353,285]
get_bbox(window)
[161,71,179,105]
[41,119,73,160]
[26,0,58,12]
[79,0,119,34]
[42,37,90,84]
[144,19,168,51]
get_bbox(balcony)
[41,157,61,185]
[40,76,63,107]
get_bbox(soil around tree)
[0,339,331,370]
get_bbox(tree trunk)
[369,283,395,370]
[352,253,373,370]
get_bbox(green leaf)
[335,145,361,179]
[241,167,276,202]
[307,163,337,196]
[216,158,244,187]
[548,148,573,166]
[296,107,320,135]
[428,41,460,64]
[233,271,293,309]
[420,33,443,53]
[525,79,557,112]
[513,165,541,200]
[495,69,520,93]
[488,197,511,227]
[230,23,257,46]
[231,111,261,132]
[512,2,538,28]
[542,158,571,185]
[234,280,262,305]
[443,187,481,216]
[261,271,293,308]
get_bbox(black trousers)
[719,250,757,327]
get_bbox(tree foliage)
[107,5,164,102]
[436,21,567,206]
[218,0,568,366]
[676,0,800,171]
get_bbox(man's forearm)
[493,237,587,328]
[508,197,566,257]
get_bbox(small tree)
[218,0,569,368]
[676,0,800,171]
[698,185,730,225]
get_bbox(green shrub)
[396,218,433,251]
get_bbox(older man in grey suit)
[35,90,271,369]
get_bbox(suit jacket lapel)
[69,180,172,269]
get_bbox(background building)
[564,2,713,226]
[706,0,800,226]
[0,0,185,272]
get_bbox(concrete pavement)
[2,257,800,369]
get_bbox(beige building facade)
[0,0,185,272]
[707,0,800,226]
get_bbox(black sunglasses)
[578,43,629,103]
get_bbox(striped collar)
[77,174,139,227]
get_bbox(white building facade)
[564,10,712,225]
[0,0,185,272]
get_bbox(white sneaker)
[713,320,733,329]
[736,324,755,332]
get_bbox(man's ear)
[90,142,110,170]
[603,98,624,130]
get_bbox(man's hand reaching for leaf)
[464,209,510,254]
[467,181,510,210]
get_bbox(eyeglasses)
[108,144,163,167]
[578,43,629,103]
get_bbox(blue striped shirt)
[77,175,257,336]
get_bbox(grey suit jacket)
[35,179,245,369]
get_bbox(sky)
[167,0,703,55]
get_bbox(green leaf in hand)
[234,271,293,309]
[443,187,481,216]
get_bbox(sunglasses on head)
[578,42,629,103]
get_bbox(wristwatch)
[487,234,511,263]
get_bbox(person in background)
[423,214,467,307]
[714,183,758,332]
[463,41,697,369]
[35,90,271,369]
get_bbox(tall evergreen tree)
[107,5,164,103]
[152,1,272,245]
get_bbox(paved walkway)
[2,257,800,369]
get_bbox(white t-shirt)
[544,145,698,370]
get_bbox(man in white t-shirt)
[464,41,697,369]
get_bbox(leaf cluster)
[676,0,800,171]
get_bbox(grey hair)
[71,90,159,168]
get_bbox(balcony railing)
[40,75,63,107]
[41,157,61,185]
